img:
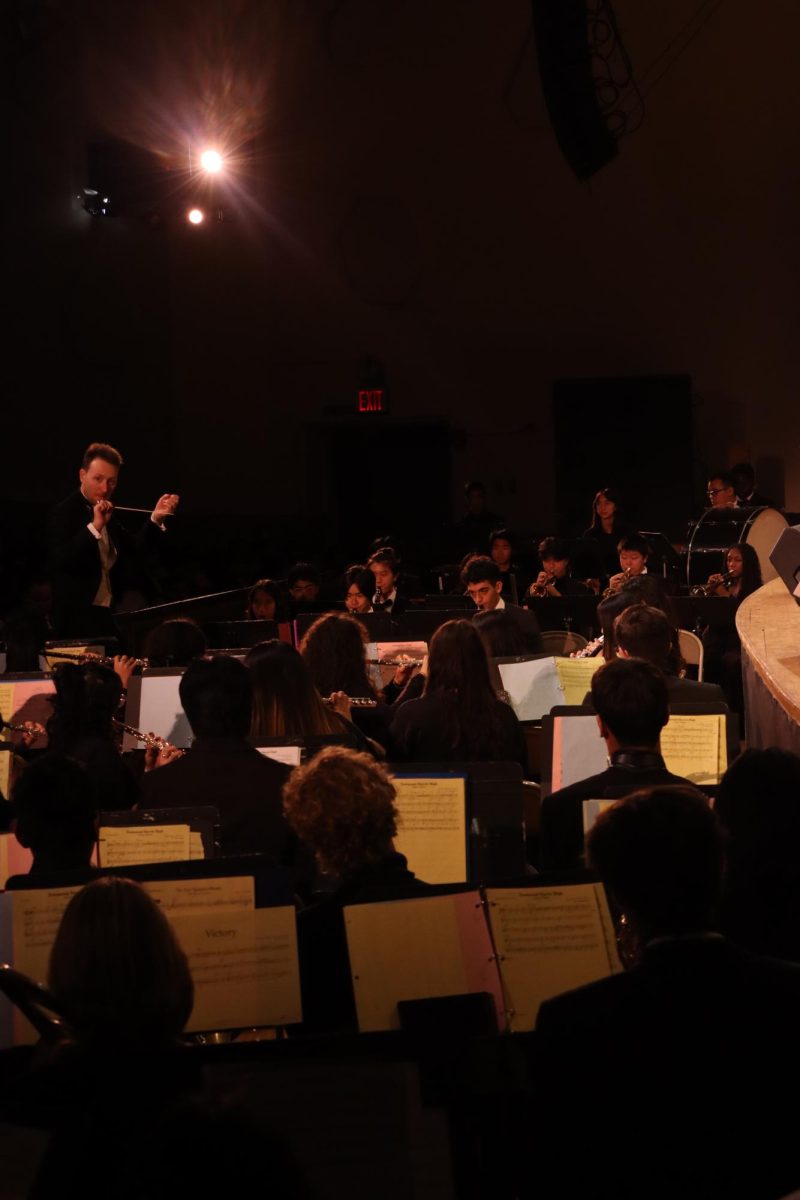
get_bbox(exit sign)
[357,388,387,414]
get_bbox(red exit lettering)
[358,389,383,412]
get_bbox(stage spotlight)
[199,149,223,174]
[187,207,205,225]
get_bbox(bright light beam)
[199,149,223,173]
[187,207,205,224]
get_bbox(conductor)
[47,442,179,637]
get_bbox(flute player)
[47,441,179,636]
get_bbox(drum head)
[745,507,788,582]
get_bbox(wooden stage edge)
[738,578,800,744]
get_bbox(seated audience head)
[49,877,194,1046]
[614,605,674,673]
[48,662,122,749]
[246,578,282,622]
[179,655,252,740]
[616,532,650,576]
[590,657,669,749]
[715,748,800,864]
[489,528,514,569]
[287,563,321,604]
[597,591,642,659]
[343,565,375,614]
[538,536,572,579]
[282,746,397,876]
[299,611,375,700]
[143,617,208,667]
[13,757,96,871]
[367,548,399,597]
[587,785,720,940]
[473,608,530,658]
[706,470,736,509]
[462,556,503,612]
[245,639,338,738]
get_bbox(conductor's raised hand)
[152,494,180,524]
[92,499,114,531]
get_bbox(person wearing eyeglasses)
[706,472,737,510]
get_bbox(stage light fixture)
[199,149,223,173]
[187,207,205,224]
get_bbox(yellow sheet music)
[171,905,301,1031]
[0,752,10,802]
[98,824,192,868]
[484,884,621,1031]
[393,776,467,884]
[661,714,723,786]
[144,876,255,914]
[43,645,91,668]
[189,831,205,860]
[0,684,15,725]
[0,834,33,889]
[554,657,604,706]
[345,892,503,1032]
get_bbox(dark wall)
[7,0,800,541]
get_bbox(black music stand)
[388,761,526,884]
[770,525,800,606]
[114,587,251,656]
[524,595,599,635]
[205,619,279,648]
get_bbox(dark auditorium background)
[6,0,800,566]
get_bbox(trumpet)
[322,695,378,708]
[601,567,632,601]
[44,649,149,670]
[690,571,735,598]
[529,571,556,598]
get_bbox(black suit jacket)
[532,937,800,1200]
[540,751,692,872]
[47,490,160,633]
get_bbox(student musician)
[605,533,651,595]
[701,543,762,601]
[488,528,527,603]
[700,543,762,714]
[527,538,592,598]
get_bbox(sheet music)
[581,799,615,836]
[0,834,34,889]
[172,906,301,1031]
[98,824,192,868]
[128,674,192,749]
[257,745,302,767]
[393,776,467,884]
[345,891,504,1033]
[497,657,563,721]
[554,657,604,706]
[0,749,11,801]
[661,714,723,786]
[484,884,621,1030]
[189,831,205,860]
[551,714,607,790]
[144,876,255,914]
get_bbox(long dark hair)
[424,620,505,758]
[590,487,626,534]
[299,612,377,700]
[732,542,763,600]
[46,662,121,752]
[245,640,341,739]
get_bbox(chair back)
[678,628,704,681]
[539,630,589,657]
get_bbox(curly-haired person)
[283,746,432,1033]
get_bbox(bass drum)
[685,506,788,586]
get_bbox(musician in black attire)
[47,442,178,637]
[580,486,629,580]
[488,528,529,603]
[527,538,592,598]
[462,557,543,652]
